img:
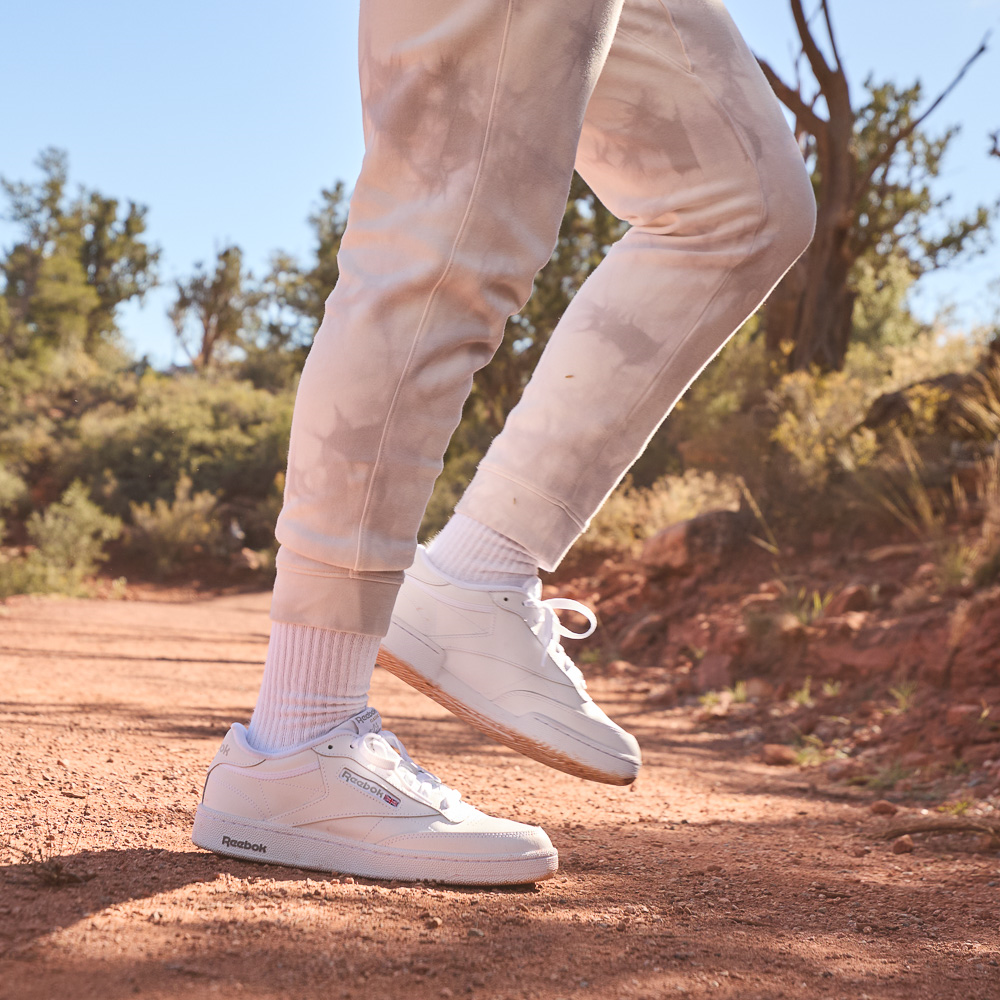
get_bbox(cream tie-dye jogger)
[270,0,817,636]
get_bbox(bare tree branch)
[790,0,835,86]
[855,33,990,198]
[820,0,843,74]
[990,130,1000,160]
[757,56,827,139]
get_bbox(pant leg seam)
[352,0,517,572]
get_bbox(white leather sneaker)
[191,707,557,884]
[379,547,641,785]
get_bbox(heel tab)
[209,724,266,769]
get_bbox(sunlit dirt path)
[1,592,997,1000]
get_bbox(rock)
[641,521,690,573]
[946,704,982,728]
[823,759,857,782]
[467,927,485,938]
[870,800,898,816]
[640,508,751,575]
[892,834,915,854]
[606,659,632,676]
[776,612,806,639]
[426,916,443,929]
[744,678,774,700]
[962,742,1000,769]
[825,584,871,617]
[763,744,797,766]
[696,653,732,692]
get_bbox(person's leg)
[454,0,816,568]
[195,0,627,882]
[382,0,815,781]
[457,0,815,570]
[249,0,625,748]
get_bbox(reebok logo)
[355,707,382,733]
[222,835,267,854]
[340,768,400,808]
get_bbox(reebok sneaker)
[192,707,557,884]
[379,547,641,785]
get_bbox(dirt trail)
[1,592,997,1000]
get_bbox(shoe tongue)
[343,706,382,736]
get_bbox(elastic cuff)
[270,546,402,636]
[455,465,584,573]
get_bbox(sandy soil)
[1,592,997,1000]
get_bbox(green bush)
[128,474,229,575]
[574,470,743,558]
[0,481,122,597]
[52,372,293,519]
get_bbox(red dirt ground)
[2,591,998,1000]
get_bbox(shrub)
[52,372,293,518]
[574,470,743,558]
[128,474,229,575]
[0,481,122,597]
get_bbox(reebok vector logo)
[221,834,267,854]
[340,768,400,808]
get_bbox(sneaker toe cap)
[381,815,554,858]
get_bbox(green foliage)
[0,481,122,597]
[790,676,815,708]
[54,373,293,532]
[889,680,919,713]
[1,148,158,364]
[129,474,227,575]
[850,80,992,281]
[260,183,349,350]
[0,465,28,513]
[575,470,742,558]
[169,246,261,369]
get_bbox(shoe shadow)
[0,843,544,955]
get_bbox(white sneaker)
[379,547,641,785]
[191,707,557,884]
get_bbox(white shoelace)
[521,581,597,691]
[350,730,462,811]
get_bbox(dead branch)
[820,0,843,74]
[881,817,1000,841]
[790,0,835,86]
[757,56,827,139]
[857,33,990,196]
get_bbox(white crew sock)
[427,513,538,587]
[246,623,380,753]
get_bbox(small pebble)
[892,834,915,854]
[871,800,898,816]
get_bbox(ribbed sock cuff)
[247,622,379,753]
[427,513,538,586]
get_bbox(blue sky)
[3,0,999,366]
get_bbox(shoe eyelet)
[503,597,508,602]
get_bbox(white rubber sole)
[191,805,558,885]
[378,629,639,786]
